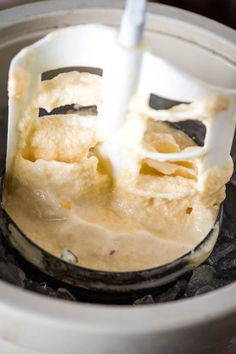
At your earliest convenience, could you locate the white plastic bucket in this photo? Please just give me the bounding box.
[0,1,235,353]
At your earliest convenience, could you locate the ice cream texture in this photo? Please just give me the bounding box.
[4,71,233,271]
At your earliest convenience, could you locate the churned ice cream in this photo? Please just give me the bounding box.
[3,71,233,272]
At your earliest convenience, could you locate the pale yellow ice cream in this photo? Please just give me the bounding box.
[3,71,233,271]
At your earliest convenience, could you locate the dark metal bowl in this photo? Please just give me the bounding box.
[0,174,222,298]
[0,92,222,300]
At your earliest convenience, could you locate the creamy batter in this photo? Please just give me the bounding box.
[3,71,233,271]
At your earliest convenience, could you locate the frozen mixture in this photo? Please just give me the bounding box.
[3,71,233,272]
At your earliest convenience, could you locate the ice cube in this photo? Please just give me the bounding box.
[155,280,187,302]
[0,262,25,287]
[133,294,155,305]
[218,250,236,271]
[195,285,214,296]
[57,288,76,301]
[208,241,236,266]
[185,265,216,296]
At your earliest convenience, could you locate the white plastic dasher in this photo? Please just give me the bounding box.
[6,0,236,196]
